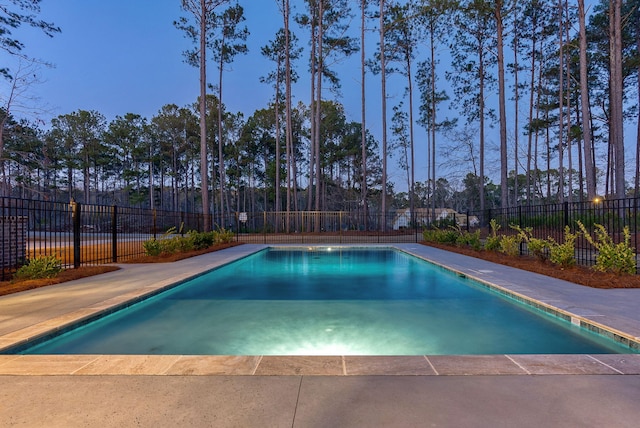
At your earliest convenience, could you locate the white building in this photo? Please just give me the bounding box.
[392,208,479,230]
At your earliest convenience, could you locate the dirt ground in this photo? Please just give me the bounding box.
[2,241,637,296]
[421,242,640,289]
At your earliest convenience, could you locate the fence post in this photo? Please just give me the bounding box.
[71,200,81,269]
[518,205,522,227]
[111,205,118,263]
[466,210,470,233]
[635,198,638,274]
[563,201,569,228]
[153,208,157,239]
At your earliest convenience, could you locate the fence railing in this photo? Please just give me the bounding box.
[3,196,640,280]
[1,197,209,280]
[0,198,423,280]
[476,198,639,271]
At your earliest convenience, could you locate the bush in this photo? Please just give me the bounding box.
[161,236,181,254]
[422,228,441,243]
[143,227,183,256]
[484,219,502,251]
[142,238,163,256]
[456,229,482,250]
[548,226,578,268]
[577,221,636,275]
[499,234,521,257]
[189,230,215,250]
[512,225,549,261]
[213,227,235,244]
[142,228,232,258]
[422,226,459,245]
[177,235,195,252]
[14,255,62,280]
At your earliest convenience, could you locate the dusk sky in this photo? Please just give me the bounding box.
[3,0,631,190]
[6,0,414,179]
[10,1,289,122]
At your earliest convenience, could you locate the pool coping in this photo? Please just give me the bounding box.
[1,243,640,376]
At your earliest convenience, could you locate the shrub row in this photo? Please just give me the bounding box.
[422,219,636,275]
[8,227,236,282]
[142,227,235,257]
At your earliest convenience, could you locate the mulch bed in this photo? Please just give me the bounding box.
[0,266,121,297]
[122,242,242,263]
[421,242,640,289]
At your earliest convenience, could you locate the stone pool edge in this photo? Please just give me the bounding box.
[397,244,640,354]
[1,353,640,376]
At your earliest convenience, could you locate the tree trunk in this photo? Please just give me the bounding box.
[495,2,508,208]
[512,6,520,207]
[149,144,154,210]
[360,0,368,229]
[307,13,317,213]
[526,20,538,204]
[636,5,640,197]
[557,0,565,203]
[274,58,282,220]
[610,0,625,198]
[314,0,324,224]
[578,0,596,199]
[284,0,293,226]
[429,22,436,222]
[564,0,573,203]
[380,0,388,230]
[198,0,210,230]
[218,42,226,225]
[479,48,486,213]
[575,102,584,199]
[407,56,416,227]
[84,151,90,203]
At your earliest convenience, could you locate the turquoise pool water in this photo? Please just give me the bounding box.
[17,248,632,355]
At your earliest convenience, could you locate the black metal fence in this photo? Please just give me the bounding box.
[0,197,423,280]
[1,197,207,280]
[3,195,640,281]
[230,211,420,244]
[475,198,639,270]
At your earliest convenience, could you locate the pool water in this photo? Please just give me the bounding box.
[19,248,632,355]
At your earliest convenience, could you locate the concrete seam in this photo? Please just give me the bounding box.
[505,355,531,375]
[291,376,303,428]
[423,355,439,375]
[587,355,624,375]
[70,355,101,375]
[251,355,263,375]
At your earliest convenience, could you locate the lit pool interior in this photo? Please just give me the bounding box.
[16,247,633,355]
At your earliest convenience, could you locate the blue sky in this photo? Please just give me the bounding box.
[10,1,291,122]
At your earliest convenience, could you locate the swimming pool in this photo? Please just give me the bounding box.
[14,247,634,355]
